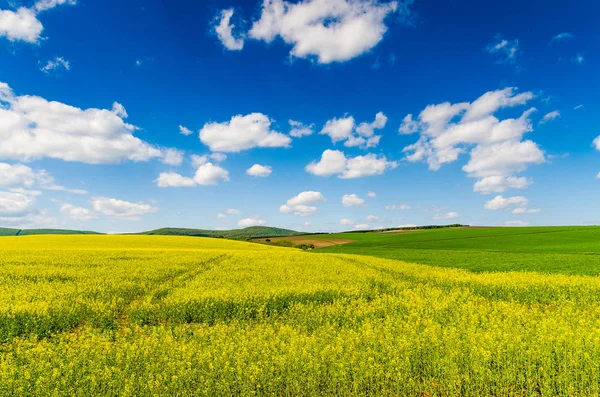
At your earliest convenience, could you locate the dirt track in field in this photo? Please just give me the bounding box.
[254,236,355,248]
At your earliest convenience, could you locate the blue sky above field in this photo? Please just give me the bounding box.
[0,0,598,233]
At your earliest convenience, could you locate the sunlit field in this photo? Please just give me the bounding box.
[3,234,600,396]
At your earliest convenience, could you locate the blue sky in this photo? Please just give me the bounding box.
[0,0,598,233]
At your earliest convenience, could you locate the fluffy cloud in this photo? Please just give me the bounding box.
[280,191,325,216]
[289,120,314,138]
[505,220,529,227]
[512,207,541,214]
[215,8,244,51]
[248,0,403,64]
[191,153,226,168]
[199,113,291,152]
[484,195,528,211]
[238,217,267,227]
[306,149,397,179]
[154,172,196,188]
[179,125,193,136]
[340,219,354,225]
[353,224,370,230]
[386,204,411,210]
[401,87,544,194]
[342,194,365,207]
[91,197,158,221]
[487,36,520,65]
[365,215,380,222]
[473,176,531,195]
[0,162,86,194]
[0,189,39,217]
[367,191,377,198]
[162,149,184,166]
[194,163,230,185]
[540,111,560,124]
[0,0,75,43]
[246,164,272,177]
[321,112,387,149]
[432,211,459,220]
[60,204,96,221]
[0,82,176,164]
[40,57,70,74]
[227,208,242,215]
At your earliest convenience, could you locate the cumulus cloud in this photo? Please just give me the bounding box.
[248,0,404,64]
[401,87,544,194]
[60,204,96,221]
[246,164,272,177]
[199,113,291,152]
[215,8,245,51]
[91,197,158,221]
[155,154,229,188]
[340,218,354,225]
[162,149,184,166]
[432,211,459,220]
[512,207,541,214]
[386,204,411,210]
[40,57,70,74]
[505,220,529,227]
[280,191,325,217]
[321,112,387,149]
[0,162,86,194]
[238,217,267,227]
[0,82,177,164]
[179,125,193,136]
[473,176,531,195]
[540,111,560,125]
[154,172,196,188]
[487,36,520,65]
[365,215,380,222]
[353,223,370,230]
[306,149,397,179]
[227,208,242,215]
[194,163,230,185]
[0,0,75,43]
[289,120,314,138]
[367,191,377,198]
[0,189,39,217]
[191,153,226,168]
[484,195,528,211]
[342,194,365,207]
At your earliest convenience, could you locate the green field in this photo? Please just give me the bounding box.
[3,231,600,395]
[141,226,300,239]
[315,226,600,275]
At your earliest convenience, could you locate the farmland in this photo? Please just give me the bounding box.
[3,232,600,395]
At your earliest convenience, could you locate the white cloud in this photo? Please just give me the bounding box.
[473,176,531,194]
[0,82,174,164]
[162,149,184,166]
[367,191,377,198]
[40,57,70,74]
[0,162,86,194]
[432,211,459,220]
[353,224,370,230]
[484,195,528,211]
[540,110,560,124]
[179,125,193,136]
[550,32,575,44]
[216,213,227,220]
[512,207,541,214]
[60,204,96,221]
[365,215,380,222]
[574,105,583,110]
[280,191,325,217]
[91,197,158,221]
[386,204,411,210]
[227,208,241,215]
[0,189,39,217]
[342,194,365,207]
[572,53,585,64]
[246,164,272,177]
[303,222,312,227]
[199,113,291,152]
[505,220,529,227]
[154,172,196,188]
[321,112,387,149]
[248,0,403,64]
[487,37,520,65]
[238,217,267,227]
[289,120,314,138]
[193,163,230,185]
[340,218,354,225]
[0,0,75,44]
[306,149,397,179]
[215,8,244,51]
[191,153,226,168]
[402,88,544,194]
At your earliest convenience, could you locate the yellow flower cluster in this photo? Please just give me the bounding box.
[1,235,600,395]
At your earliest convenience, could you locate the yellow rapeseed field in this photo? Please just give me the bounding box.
[2,235,600,396]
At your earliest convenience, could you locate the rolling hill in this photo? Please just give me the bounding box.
[141,226,300,239]
[0,228,101,236]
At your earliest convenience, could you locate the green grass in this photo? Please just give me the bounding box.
[315,226,600,275]
[142,226,300,239]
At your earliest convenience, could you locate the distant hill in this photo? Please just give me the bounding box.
[142,226,300,239]
[0,228,101,236]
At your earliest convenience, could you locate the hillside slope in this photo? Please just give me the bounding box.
[142,226,300,239]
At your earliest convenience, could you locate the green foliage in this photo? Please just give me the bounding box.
[316,226,600,275]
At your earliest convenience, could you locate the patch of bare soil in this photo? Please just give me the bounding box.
[254,236,355,248]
